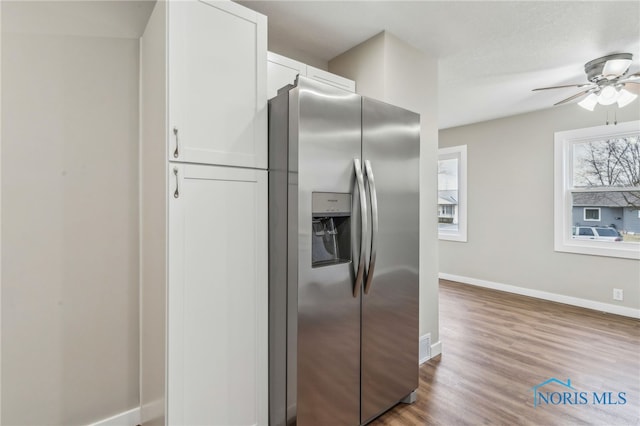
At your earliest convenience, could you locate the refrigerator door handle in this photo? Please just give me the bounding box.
[353,158,368,298]
[363,160,378,295]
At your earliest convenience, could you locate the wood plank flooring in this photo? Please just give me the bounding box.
[370,280,640,425]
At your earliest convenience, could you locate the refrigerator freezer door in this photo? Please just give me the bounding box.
[293,77,363,426]
[361,98,420,424]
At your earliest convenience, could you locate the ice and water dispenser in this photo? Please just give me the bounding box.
[311,192,351,268]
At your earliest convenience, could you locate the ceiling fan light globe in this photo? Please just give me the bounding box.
[578,93,599,111]
[617,88,638,108]
[598,86,619,105]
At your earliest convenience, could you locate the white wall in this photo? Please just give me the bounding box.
[139,3,167,424]
[439,105,640,313]
[1,32,140,424]
[330,32,385,101]
[0,4,3,422]
[330,32,440,344]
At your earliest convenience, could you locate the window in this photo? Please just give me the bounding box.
[579,227,595,236]
[554,120,640,259]
[438,145,467,242]
[595,228,619,237]
[583,208,600,221]
[439,205,454,217]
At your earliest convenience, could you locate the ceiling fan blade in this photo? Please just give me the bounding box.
[554,89,592,106]
[532,83,591,91]
[619,72,640,82]
[603,58,632,79]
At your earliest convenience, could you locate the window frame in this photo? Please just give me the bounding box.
[438,145,467,242]
[583,207,601,222]
[554,120,640,260]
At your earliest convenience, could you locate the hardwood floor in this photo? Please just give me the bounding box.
[370,280,640,426]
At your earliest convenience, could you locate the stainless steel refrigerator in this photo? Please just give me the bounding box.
[269,76,420,426]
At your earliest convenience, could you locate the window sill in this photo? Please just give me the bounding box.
[555,239,640,260]
[439,233,467,242]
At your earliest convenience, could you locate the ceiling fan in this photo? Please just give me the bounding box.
[533,53,640,110]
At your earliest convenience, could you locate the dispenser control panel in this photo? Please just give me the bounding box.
[312,192,351,216]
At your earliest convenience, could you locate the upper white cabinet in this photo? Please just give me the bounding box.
[267,51,307,99]
[267,51,355,99]
[169,1,267,169]
[306,65,356,93]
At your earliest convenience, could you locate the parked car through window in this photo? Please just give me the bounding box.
[572,226,623,242]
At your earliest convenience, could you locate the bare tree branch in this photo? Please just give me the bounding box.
[577,136,640,188]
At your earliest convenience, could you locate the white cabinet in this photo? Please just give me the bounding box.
[140,1,268,425]
[267,52,307,99]
[306,65,356,93]
[169,1,267,169]
[168,164,267,425]
[267,51,355,99]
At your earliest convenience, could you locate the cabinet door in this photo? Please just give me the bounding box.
[168,163,268,425]
[307,65,356,93]
[169,1,267,169]
[267,51,307,100]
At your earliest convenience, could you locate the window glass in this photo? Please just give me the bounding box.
[584,208,600,221]
[571,136,639,240]
[572,136,639,188]
[579,228,594,236]
[438,157,458,232]
[595,228,619,237]
[438,145,467,242]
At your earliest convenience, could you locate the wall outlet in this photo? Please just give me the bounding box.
[613,288,624,301]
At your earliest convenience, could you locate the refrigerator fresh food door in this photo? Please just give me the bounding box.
[293,77,363,426]
[361,97,420,424]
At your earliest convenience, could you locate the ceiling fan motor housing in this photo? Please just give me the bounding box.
[585,53,633,82]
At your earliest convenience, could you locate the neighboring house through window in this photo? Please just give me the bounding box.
[438,145,467,242]
[554,120,640,259]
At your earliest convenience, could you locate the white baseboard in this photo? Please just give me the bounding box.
[140,398,164,424]
[439,273,640,319]
[431,340,442,358]
[88,407,140,426]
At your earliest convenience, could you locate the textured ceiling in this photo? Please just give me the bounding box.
[3,1,638,128]
[239,1,640,129]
